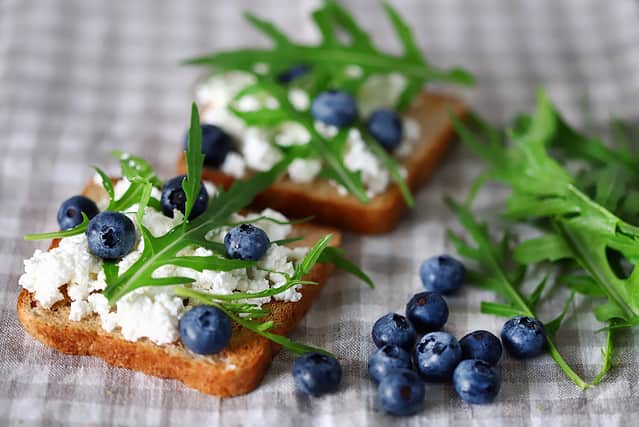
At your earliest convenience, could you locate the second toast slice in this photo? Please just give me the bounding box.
[177,91,466,233]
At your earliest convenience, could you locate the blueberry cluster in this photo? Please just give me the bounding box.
[368,254,547,416]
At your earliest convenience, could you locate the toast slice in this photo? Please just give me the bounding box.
[177,91,467,233]
[17,181,341,398]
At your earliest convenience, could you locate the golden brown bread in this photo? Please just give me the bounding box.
[177,91,467,233]
[17,182,341,397]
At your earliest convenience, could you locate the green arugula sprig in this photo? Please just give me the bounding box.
[184,1,472,204]
[24,213,91,241]
[173,234,341,356]
[181,103,206,222]
[447,199,591,389]
[183,1,472,109]
[449,89,639,387]
[512,100,639,223]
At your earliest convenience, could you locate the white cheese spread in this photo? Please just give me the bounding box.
[195,71,421,198]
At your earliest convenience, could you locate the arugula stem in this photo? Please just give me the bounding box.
[592,322,615,385]
[545,337,591,389]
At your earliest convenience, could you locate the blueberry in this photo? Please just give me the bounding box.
[378,369,425,416]
[86,212,136,260]
[453,359,501,404]
[57,195,99,230]
[277,64,310,83]
[311,90,358,128]
[160,175,209,220]
[184,124,232,168]
[224,224,270,261]
[420,255,466,294]
[366,109,403,152]
[501,316,546,358]
[413,331,462,382]
[179,305,232,355]
[368,344,412,384]
[460,330,503,365]
[372,313,417,351]
[292,352,342,396]
[405,292,449,333]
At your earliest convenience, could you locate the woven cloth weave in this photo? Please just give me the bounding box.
[2,1,639,425]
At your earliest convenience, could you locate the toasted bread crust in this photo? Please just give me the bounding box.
[17,183,341,397]
[177,91,467,233]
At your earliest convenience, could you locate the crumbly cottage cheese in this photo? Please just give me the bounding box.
[195,70,421,198]
[19,181,309,346]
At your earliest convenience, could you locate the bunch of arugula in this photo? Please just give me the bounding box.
[183,0,473,204]
[25,103,373,356]
[448,89,639,388]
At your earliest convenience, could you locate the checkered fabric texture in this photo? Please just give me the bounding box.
[2,0,639,425]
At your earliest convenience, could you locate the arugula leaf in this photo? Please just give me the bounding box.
[182,102,206,222]
[94,167,114,201]
[183,1,473,107]
[318,246,374,288]
[24,213,90,241]
[174,286,333,356]
[513,235,571,264]
[271,236,305,246]
[112,151,162,187]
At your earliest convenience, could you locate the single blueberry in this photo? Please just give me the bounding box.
[160,175,209,220]
[277,64,311,83]
[224,224,270,261]
[501,316,546,359]
[292,352,342,396]
[366,109,403,152]
[57,195,99,230]
[405,292,449,333]
[459,330,503,365]
[453,359,501,404]
[378,369,425,416]
[420,255,466,294]
[184,123,232,168]
[368,344,413,384]
[86,212,136,260]
[413,331,462,382]
[179,305,232,355]
[311,90,358,128]
[372,313,417,351]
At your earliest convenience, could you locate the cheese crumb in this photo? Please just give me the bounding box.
[288,88,310,111]
[288,158,322,183]
[221,152,247,178]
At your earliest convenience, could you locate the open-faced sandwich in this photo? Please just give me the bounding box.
[177,1,472,233]
[18,104,371,397]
